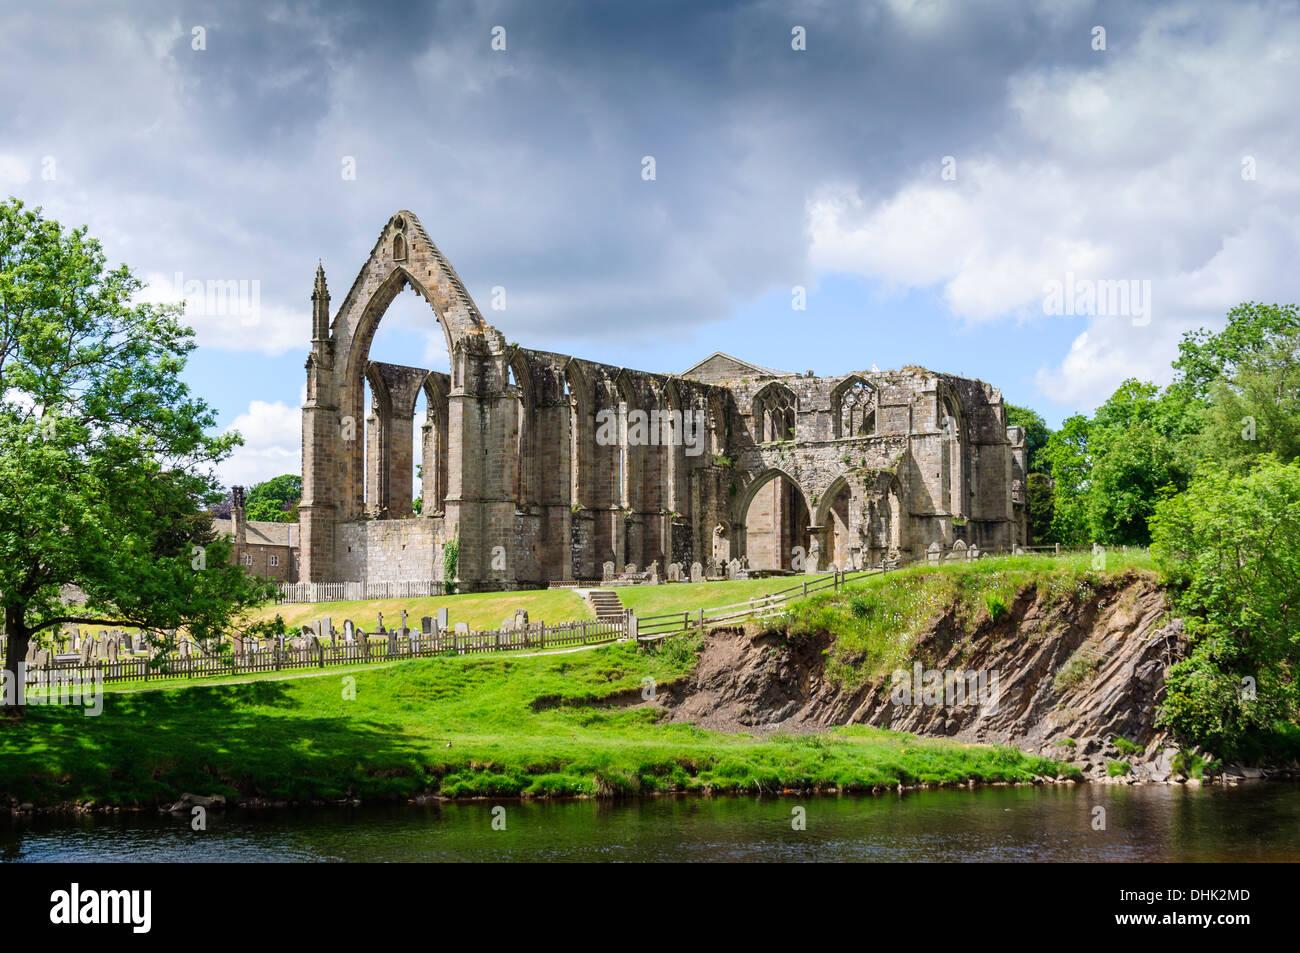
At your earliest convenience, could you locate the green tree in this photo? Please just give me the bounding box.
[1170,302,1300,402]
[1197,326,1300,473]
[1084,380,1191,544]
[245,474,301,522]
[0,198,273,709]
[1004,403,1051,474]
[1025,472,1054,544]
[1041,414,1091,545]
[1150,457,1300,760]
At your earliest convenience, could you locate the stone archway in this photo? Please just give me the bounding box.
[735,468,812,572]
[299,210,500,583]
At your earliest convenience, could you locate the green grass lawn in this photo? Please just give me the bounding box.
[616,574,822,617]
[0,632,1074,807]
[250,587,594,634]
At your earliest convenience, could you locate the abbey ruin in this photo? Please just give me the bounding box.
[277,210,1027,591]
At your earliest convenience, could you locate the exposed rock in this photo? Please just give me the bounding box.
[660,573,1188,778]
[161,792,227,814]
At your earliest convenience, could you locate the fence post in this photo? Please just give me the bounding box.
[698,607,704,635]
[802,581,808,598]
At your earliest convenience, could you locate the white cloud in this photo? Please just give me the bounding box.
[217,399,300,488]
[807,3,1300,408]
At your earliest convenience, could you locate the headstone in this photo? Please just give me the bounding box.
[625,563,637,575]
[501,618,515,632]
[79,638,94,664]
[1014,545,1025,555]
[343,619,355,643]
[437,608,448,630]
[107,640,119,662]
[667,563,681,582]
[948,540,967,563]
[927,541,942,565]
[514,608,528,629]
[376,612,384,634]
[454,622,469,635]
[421,616,433,635]
[179,640,190,658]
[401,609,408,631]
[602,561,616,582]
[322,617,332,638]
[727,558,741,580]
[313,619,322,638]
[690,561,704,583]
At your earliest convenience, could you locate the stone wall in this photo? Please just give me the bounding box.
[290,211,1027,589]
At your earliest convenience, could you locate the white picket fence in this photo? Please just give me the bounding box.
[277,580,446,604]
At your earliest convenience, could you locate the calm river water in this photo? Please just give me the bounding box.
[3,782,1298,862]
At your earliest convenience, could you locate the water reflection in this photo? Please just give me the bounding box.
[3,783,1297,863]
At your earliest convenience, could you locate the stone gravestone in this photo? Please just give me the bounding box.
[79,637,94,665]
[727,558,741,580]
[667,562,681,583]
[927,541,942,565]
[387,629,399,655]
[602,561,616,582]
[376,612,385,634]
[454,622,469,635]
[179,640,191,659]
[106,639,119,663]
[400,610,408,631]
[437,608,449,631]
[501,618,515,633]
[24,641,37,664]
[421,616,433,635]
[514,608,528,630]
[343,620,355,643]
[690,561,704,583]
[948,540,967,563]
[322,617,332,639]
[1014,545,1025,555]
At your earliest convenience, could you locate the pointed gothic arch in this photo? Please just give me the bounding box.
[752,381,798,442]
[832,376,876,438]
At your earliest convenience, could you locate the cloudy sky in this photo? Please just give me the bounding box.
[4,0,1298,487]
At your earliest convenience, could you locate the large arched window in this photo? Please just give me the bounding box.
[753,383,797,443]
[833,377,875,438]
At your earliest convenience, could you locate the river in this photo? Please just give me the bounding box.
[3,782,1297,862]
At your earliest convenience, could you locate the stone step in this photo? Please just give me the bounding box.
[585,588,626,622]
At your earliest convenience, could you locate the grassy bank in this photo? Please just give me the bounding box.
[784,551,1160,688]
[0,631,1074,807]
